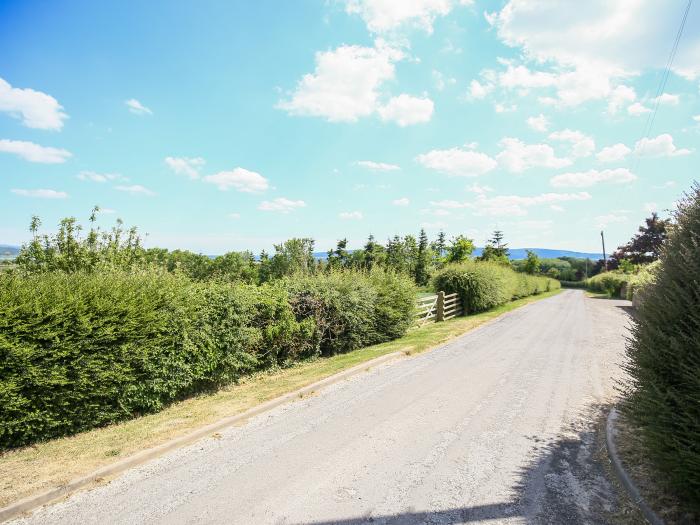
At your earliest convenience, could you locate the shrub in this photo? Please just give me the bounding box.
[585,271,631,297]
[284,269,416,356]
[559,280,586,289]
[432,261,557,314]
[622,184,700,510]
[626,261,659,303]
[0,269,311,448]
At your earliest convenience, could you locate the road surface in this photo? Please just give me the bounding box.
[13,290,633,524]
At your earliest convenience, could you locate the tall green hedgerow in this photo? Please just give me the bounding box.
[626,260,660,303]
[432,260,557,314]
[0,269,311,448]
[585,271,632,297]
[622,184,700,510]
[284,269,415,356]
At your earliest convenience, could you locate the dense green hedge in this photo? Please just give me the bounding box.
[0,268,414,448]
[432,261,558,314]
[584,271,632,297]
[559,280,587,289]
[284,270,416,356]
[622,184,700,510]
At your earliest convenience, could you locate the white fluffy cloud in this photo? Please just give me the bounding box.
[416,145,497,177]
[77,171,126,183]
[483,2,700,109]
[627,102,651,116]
[596,143,631,163]
[550,168,636,188]
[278,41,432,126]
[356,160,400,171]
[278,42,402,122]
[125,99,152,115]
[653,93,680,106]
[392,197,410,206]
[258,198,306,213]
[429,199,469,209]
[0,139,72,163]
[548,129,595,158]
[115,184,156,196]
[0,77,68,130]
[344,0,472,34]
[378,94,434,126]
[489,62,612,108]
[470,191,591,216]
[496,137,571,173]
[468,79,492,100]
[526,113,548,132]
[11,188,68,199]
[489,1,700,79]
[634,133,691,158]
[203,168,270,192]
[339,210,363,219]
[165,156,205,179]
[607,85,636,114]
[466,182,493,194]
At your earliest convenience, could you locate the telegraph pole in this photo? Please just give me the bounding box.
[600,230,607,272]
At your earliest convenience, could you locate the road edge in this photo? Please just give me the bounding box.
[606,407,665,525]
[0,351,405,523]
[0,289,562,522]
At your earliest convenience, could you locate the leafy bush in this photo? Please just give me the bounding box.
[432,261,557,314]
[585,271,631,297]
[284,269,416,356]
[626,261,659,303]
[622,184,700,510]
[559,280,587,289]
[0,270,312,448]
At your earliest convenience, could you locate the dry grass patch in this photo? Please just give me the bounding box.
[0,289,560,508]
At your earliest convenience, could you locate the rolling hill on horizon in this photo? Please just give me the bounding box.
[0,244,602,262]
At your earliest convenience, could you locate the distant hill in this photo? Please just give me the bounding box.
[1,244,601,262]
[314,248,602,261]
[473,247,602,261]
[0,245,20,260]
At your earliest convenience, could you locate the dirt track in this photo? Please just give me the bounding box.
[13,290,634,524]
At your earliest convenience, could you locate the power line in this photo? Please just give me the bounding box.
[632,0,692,171]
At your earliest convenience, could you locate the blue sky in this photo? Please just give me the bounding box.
[1,0,699,254]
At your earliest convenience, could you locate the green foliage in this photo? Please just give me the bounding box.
[260,238,316,281]
[284,269,416,356]
[0,269,315,448]
[414,229,432,286]
[477,230,509,265]
[626,261,659,301]
[523,250,541,275]
[559,280,587,289]
[622,184,700,509]
[613,212,671,264]
[16,208,143,274]
[584,271,632,297]
[432,260,558,314]
[445,235,475,264]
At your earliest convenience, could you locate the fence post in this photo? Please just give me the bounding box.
[436,291,445,322]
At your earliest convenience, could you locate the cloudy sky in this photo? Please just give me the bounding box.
[1,0,698,254]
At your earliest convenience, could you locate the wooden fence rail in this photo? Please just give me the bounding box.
[414,291,463,325]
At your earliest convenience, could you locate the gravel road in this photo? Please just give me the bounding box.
[13,290,633,525]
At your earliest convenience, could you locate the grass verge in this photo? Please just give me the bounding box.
[0,289,561,508]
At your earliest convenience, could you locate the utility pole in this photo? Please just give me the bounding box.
[600,230,607,272]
